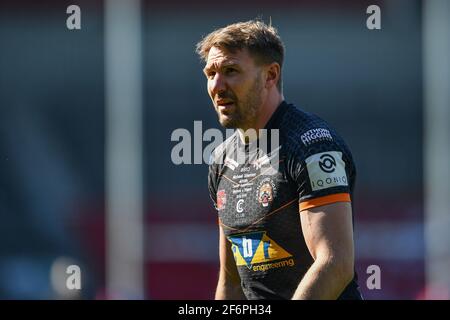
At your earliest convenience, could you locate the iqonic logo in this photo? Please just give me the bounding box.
[312,176,347,189]
[318,154,336,173]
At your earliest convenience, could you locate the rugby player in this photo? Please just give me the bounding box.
[196,19,363,300]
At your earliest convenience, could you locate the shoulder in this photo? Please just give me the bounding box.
[280,104,354,169]
[280,105,335,151]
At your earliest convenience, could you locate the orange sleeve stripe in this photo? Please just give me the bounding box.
[299,193,351,211]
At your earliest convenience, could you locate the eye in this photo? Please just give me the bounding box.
[225,67,237,75]
[206,71,216,79]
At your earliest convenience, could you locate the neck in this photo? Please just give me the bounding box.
[237,90,284,143]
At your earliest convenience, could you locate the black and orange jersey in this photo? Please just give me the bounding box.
[208,101,362,300]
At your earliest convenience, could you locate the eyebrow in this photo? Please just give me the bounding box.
[203,62,240,75]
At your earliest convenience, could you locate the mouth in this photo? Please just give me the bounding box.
[216,100,235,114]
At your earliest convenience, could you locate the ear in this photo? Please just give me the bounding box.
[264,62,281,89]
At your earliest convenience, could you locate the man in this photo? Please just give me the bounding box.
[196,20,363,300]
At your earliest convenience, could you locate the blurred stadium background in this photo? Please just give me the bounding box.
[0,0,449,299]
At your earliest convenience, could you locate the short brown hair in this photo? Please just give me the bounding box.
[196,19,285,91]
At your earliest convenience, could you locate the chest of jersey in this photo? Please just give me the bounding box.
[216,153,298,232]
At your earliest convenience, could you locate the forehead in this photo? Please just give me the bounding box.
[205,46,255,69]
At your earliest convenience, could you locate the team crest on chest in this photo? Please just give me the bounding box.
[256,178,277,207]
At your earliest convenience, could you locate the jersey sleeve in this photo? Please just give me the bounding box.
[287,138,355,211]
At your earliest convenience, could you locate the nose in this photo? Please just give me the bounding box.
[209,73,227,98]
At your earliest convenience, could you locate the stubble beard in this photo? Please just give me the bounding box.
[218,75,263,131]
